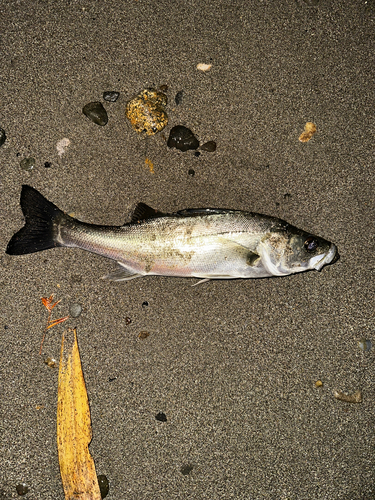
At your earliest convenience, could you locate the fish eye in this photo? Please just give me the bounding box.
[304,237,319,252]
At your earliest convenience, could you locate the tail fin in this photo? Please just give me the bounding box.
[6,185,64,255]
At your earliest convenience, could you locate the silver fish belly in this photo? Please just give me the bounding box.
[6,186,339,282]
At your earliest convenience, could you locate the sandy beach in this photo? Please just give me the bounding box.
[0,0,374,498]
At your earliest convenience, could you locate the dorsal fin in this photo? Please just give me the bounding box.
[130,202,166,223]
[176,208,232,217]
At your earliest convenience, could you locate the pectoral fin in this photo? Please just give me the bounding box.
[190,245,261,282]
[216,237,261,267]
[102,262,143,282]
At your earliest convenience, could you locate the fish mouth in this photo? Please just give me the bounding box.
[312,243,339,271]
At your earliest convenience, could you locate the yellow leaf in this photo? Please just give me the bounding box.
[145,157,155,174]
[57,328,101,499]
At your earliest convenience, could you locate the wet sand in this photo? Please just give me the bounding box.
[0,0,374,498]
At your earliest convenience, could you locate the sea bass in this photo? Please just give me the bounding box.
[6,185,338,283]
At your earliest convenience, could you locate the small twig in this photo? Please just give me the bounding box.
[40,294,69,354]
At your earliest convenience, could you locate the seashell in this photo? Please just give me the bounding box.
[333,390,362,403]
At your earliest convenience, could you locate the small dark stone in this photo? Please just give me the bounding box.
[0,128,6,147]
[155,412,167,422]
[175,90,184,105]
[109,377,117,382]
[200,141,217,152]
[159,84,168,92]
[138,331,150,339]
[44,161,52,168]
[4,325,9,330]
[167,125,199,152]
[188,169,195,176]
[16,483,29,495]
[103,91,119,102]
[97,475,109,499]
[83,101,108,126]
[125,316,132,325]
[194,151,201,157]
[142,301,149,308]
[180,464,194,475]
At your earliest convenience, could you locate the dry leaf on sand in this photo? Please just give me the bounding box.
[57,328,101,499]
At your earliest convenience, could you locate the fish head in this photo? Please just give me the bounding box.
[257,224,338,276]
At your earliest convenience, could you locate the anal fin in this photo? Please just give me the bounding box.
[102,262,143,282]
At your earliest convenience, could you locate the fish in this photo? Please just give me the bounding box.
[6,185,339,283]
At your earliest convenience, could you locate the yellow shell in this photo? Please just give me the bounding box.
[125,88,168,135]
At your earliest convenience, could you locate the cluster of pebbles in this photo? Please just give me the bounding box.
[11,85,216,173]
[167,125,216,153]
[82,86,217,156]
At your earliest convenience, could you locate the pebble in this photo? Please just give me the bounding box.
[97,475,109,499]
[180,464,194,475]
[0,127,6,147]
[175,90,184,105]
[358,338,372,351]
[201,141,217,152]
[138,331,150,339]
[44,161,52,168]
[188,169,195,176]
[103,91,119,102]
[125,88,168,135]
[155,412,167,422]
[302,0,320,5]
[16,483,29,495]
[20,157,35,171]
[83,102,108,126]
[44,357,57,368]
[69,303,82,318]
[167,125,199,152]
